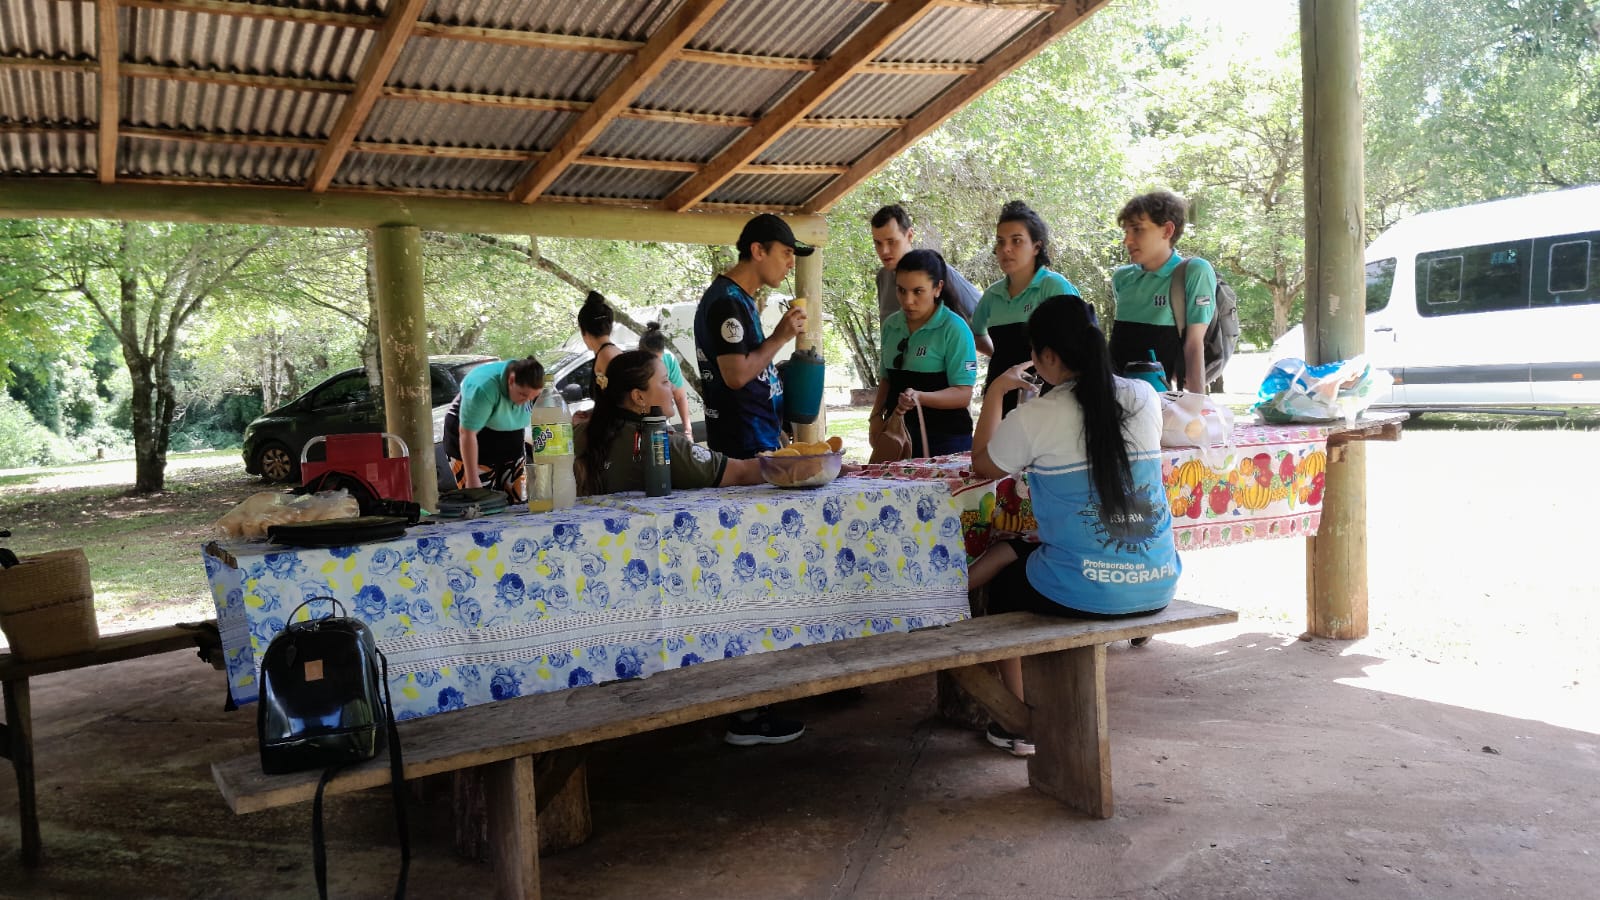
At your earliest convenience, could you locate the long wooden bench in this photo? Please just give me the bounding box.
[213,600,1235,899]
[1,620,222,866]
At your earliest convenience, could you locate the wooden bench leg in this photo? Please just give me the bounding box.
[1022,644,1112,818]
[454,753,590,860]
[484,756,540,900]
[2,677,41,866]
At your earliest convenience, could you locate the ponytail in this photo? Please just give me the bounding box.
[1026,295,1134,521]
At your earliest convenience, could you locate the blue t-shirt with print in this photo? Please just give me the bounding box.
[986,378,1179,615]
[693,275,784,457]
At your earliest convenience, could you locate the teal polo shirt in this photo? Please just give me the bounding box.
[1112,251,1217,327]
[970,266,1080,336]
[880,302,978,384]
[662,349,686,389]
[457,359,533,432]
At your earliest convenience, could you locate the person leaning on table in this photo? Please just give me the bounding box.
[572,349,803,748]
[444,355,543,502]
[966,294,1180,759]
[573,350,764,494]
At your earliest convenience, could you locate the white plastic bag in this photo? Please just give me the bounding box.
[1160,391,1236,470]
[1253,355,1393,426]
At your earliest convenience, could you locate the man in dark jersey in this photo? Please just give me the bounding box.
[692,213,811,747]
[693,214,809,460]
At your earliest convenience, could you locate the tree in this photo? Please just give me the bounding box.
[25,220,279,492]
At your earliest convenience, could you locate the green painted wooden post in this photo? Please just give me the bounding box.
[372,225,438,512]
[1301,0,1368,639]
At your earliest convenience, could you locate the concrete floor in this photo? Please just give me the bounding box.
[2,618,1598,899]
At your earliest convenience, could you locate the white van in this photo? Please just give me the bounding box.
[1271,185,1600,408]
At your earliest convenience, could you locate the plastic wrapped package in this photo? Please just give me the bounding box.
[214,490,362,540]
[1253,356,1393,426]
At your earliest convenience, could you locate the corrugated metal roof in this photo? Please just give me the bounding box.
[388,35,627,99]
[124,80,345,138]
[0,0,1093,213]
[359,99,571,150]
[0,68,96,126]
[586,117,739,162]
[0,130,92,176]
[877,6,1045,64]
[120,136,315,184]
[809,72,961,120]
[706,172,835,207]
[0,0,96,59]
[692,0,875,58]
[633,60,803,118]
[545,164,687,201]
[121,7,373,83]
[755,126,894,166]
[423,0,679,38]
[334,151,526,192]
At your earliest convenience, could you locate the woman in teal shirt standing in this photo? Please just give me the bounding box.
[970,200,1081,415]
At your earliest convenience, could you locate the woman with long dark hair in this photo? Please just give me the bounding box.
[637,322,694,433]
[970,201,1082,415]
[967,294,1179,757]
[573,350,762,496]
[871,249,978,458]
[577,290,621,398]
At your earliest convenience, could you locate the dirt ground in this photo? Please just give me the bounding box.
[3,428,1599,898]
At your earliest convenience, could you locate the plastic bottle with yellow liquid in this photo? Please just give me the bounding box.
[526,375,576,512]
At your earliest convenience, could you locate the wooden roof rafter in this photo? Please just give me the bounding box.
[663,0,944,211]
[803,0,1112,212]
[95,0,119,185]
[509,0,730,204]
[305,0,428,193]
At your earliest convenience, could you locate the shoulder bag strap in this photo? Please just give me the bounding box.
[1171,258,1190,337]
[311,652,411,900]
[910,392,929,459]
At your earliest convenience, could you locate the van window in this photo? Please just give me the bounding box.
[1365,258,1395,312]
[1415,239,1532,317]
[1533,230,1600,307]
[559,358,594,398]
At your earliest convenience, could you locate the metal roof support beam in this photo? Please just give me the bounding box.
[306,0,429,193]
[803,0,1111,212]
[662,0,941,212]
[0,180,828,248]
[511,0,730,204]
[96,0,120,184]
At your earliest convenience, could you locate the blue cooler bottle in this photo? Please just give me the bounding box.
[780,347,826,425]
[1123,350,1169,392]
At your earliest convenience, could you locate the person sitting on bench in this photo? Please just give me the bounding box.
[967,294,1181,757]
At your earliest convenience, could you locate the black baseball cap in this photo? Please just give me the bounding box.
[737,213,814,257]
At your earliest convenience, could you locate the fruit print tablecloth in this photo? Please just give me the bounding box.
[857,421,1332,559]
[201,477,969,719]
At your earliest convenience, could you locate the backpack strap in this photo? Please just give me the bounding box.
[311,651,411,899]
[1171,258,1191,336]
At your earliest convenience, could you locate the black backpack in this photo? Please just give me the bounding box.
[1172,258,1242,386]
[258,598,409,898]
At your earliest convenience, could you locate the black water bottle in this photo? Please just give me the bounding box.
[642,406,672,497]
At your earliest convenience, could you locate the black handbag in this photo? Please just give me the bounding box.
[258,598,409,898]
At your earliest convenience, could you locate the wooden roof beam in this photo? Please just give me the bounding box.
[662,0,941,212]
[804,1,1110,212]
[118,0,379,30]
[510,0,730,203]
[305,0,428,193]
[96,0,120,184]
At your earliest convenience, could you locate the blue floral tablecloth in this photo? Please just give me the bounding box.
[586,477,970,670]
[203,477,969,719]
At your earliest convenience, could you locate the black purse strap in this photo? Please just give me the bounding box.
[311,651,411,899]
[286,596,349,625]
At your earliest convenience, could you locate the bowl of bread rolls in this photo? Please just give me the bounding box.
[758,436,844,488]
